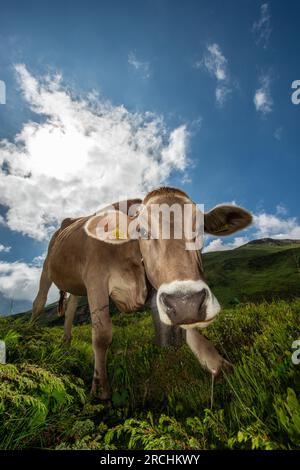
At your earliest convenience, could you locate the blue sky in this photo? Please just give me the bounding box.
[0,0,300,313]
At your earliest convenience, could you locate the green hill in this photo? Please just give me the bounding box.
[203,238,300,306]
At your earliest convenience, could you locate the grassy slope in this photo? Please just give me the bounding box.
[203,243,300,306]
[0,299,300,450]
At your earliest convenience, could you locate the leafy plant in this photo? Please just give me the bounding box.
[0,298,299,449]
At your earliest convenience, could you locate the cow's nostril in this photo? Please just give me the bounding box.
[160,293,176,316]
[160,288,209,323]
[198,289,207,311]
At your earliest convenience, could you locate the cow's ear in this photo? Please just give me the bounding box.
[84,210,132,244]
[204,205,252,236]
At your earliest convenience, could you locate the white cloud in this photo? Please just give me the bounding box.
[204,236,249,253]
[0,244,11,253]
[196,43,231,107]
[202,43,228,81]
[215,85,231,107]
[0,215,5,226]
[252,3,271,49]
[253,212,300,239]
[276,204,287,216]
[0,261,58,302]
[0,64,189,240]
[128,51,151,79]
[32,252,47,267]
[254,74,273,114]
[274,126,283,141]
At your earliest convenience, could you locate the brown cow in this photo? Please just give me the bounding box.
[31,187,252,401]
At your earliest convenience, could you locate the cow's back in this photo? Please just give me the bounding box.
[46,198,146,302]
[48,216,92,295]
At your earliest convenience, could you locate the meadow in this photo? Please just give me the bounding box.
[0,298,299,450]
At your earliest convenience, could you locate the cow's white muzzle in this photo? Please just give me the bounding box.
[156,280,221,329]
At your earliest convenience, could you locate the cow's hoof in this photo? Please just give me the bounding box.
[90,383,112,406]
[222,358,234,375]
[213,359,234,382]
[100,398,112,408]
[90,393,112,407]
[61,334,72,346]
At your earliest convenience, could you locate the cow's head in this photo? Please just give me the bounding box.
[137,188,252,329]
[85,187,252,329]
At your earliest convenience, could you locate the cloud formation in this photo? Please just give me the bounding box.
[0,261,57,303]
[128,51,151,79]
[254,74,273,114]
[0,64,188,240]
[252,3,272,49]
[195,43,231,107]
[204,236,249,253]
[0,64,189,310]
[274,126,283,141]
[0,244,11,253]
[253,212,300,239]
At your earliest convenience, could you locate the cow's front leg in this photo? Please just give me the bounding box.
[87,287,112,401]
[186,328,233,378]
[150,289,185,348]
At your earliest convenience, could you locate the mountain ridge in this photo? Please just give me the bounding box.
[243,237,300,247]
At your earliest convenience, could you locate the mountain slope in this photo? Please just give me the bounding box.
[203,238,300,306]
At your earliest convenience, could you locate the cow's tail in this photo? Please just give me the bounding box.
[57,290,67,316]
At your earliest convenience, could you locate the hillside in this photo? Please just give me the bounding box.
[203,238,300,306]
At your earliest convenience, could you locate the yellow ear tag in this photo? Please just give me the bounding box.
[111,227,126,240]
[214,223,229,233]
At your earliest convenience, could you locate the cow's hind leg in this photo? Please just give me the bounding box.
[150,291,185,348]
[31,260,52,323]
[186,328,233,378]
[63,295,80,345]
[87,286,112,401]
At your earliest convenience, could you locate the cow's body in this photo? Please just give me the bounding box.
[32,187,252,401]
[48,215,147,312]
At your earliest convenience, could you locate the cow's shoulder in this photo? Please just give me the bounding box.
[53,216,90,246]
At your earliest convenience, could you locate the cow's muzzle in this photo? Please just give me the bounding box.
[156,280,220,328]
[160,289,207,325]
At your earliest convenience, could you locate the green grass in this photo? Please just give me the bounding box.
[0,299,300,450]
[203,244,300,306]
